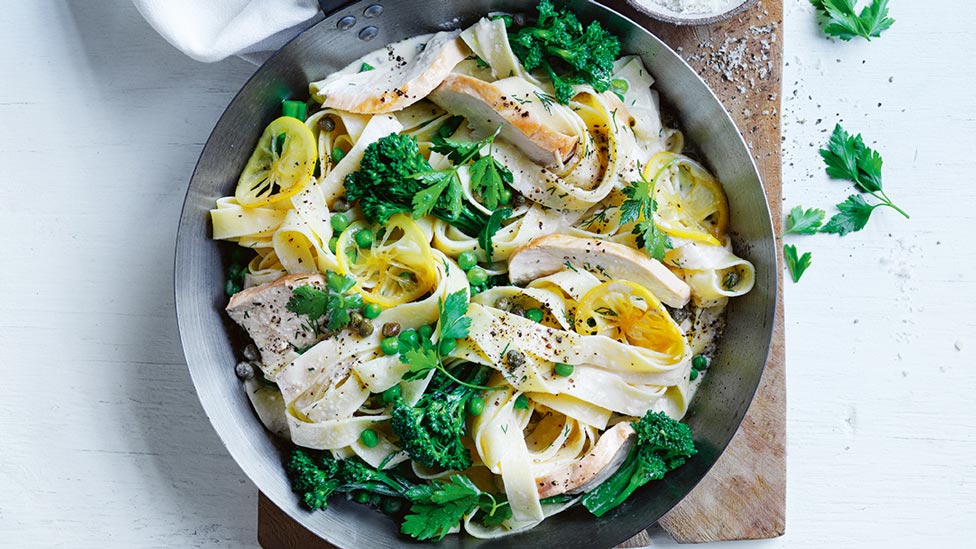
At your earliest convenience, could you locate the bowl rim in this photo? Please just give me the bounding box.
[625,0,758,26]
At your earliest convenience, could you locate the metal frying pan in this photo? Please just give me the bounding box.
[174,1,777,547]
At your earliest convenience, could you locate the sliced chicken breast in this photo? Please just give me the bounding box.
[225,273,325,377]
[508,234,692,308]
[428,73,578,167]
[536,422,635,498]
[309,31,469,114]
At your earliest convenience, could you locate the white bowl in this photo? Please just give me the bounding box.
[626,0,756,25]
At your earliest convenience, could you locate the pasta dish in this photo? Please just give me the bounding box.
[209,1,755,541]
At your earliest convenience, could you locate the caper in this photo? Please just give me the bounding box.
[317,115,336,131]
[357,319,375,338]
[382,322,401,338]
[495,297,513,311]
[510,193,527,207]
[235,361,255,380]
[506,349,525,367]
[723,271,741,290]
[349,311,364,329]
[242,344,260,362]
[510,304,525,317]
[331,198,350,212]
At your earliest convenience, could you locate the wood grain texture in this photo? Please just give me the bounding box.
[611,0,788,543]
[258,1,786,546]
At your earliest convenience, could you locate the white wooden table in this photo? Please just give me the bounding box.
[1,1,973,547]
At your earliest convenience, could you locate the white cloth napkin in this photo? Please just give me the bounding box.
[133,0,323,64]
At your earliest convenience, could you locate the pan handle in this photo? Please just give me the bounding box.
[317,0,361,16]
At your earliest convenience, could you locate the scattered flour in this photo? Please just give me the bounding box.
[637,0,743,15]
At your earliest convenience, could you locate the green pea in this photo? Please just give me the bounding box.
[360,428,379,448]
[380,336,400,356]
[352,490,369,504]
[554,363,574,377]
[610,78,629,96]
[525,308,544,322]
[418,324,434,341]
[225,279,242,297]
[467,397,485,416]
[398,329,419,348]
[690,368,700,381]
[499,188,512,204]
[354,229,374,248]
[514,394,529,410]
[328,236,338,253]
[457,251,478,271]
[380,384,401,404]
[362,302,382,319]
[331,146,346,163]
[692,354,709,371]
[382,497,402,514]
[467,266,488,286]
[330,213,350,232]
[439,338,457,355]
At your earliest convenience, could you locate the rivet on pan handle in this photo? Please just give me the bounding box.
[319,1,384,36]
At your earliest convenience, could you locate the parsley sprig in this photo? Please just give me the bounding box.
[620,166,669,261]
[401,475,507,541]
[414,123,513,216]
[399,289,497,391]
[811,0,895,41]
[782,124,907,283]
[819,123,908,235]
[286,271,363,332]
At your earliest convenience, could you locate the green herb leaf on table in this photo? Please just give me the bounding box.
[784,205,826,235]
[820,123,883,193]
[819,123,908,228]
[784,244,813,283]
[810,0,895,41]
[820,194,876,236]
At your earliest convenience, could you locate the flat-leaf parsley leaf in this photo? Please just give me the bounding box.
[810,0,895,41]
[784,244,813,283]
[620,168,669,260]
[784,205,826,235]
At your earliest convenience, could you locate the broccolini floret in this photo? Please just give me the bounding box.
[580,410,697,517]
[509,0,621,104]
[390,364,493,471]
[343,133,490,236]
[287,450,418,511]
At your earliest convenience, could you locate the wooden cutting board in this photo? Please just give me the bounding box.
[258,0,785,545]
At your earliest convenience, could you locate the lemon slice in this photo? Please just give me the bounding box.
[645,152,729,246]
[235,117,317,207]
[574,280,684,360]
[336,214,438,307]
